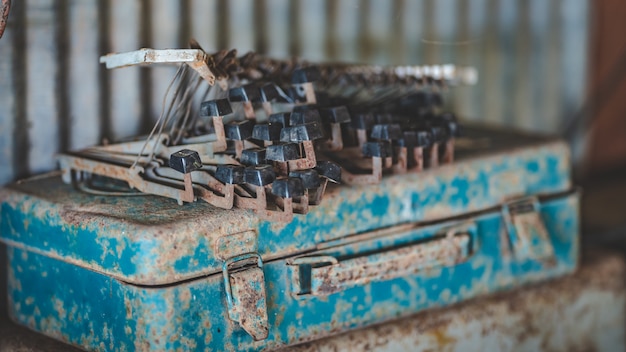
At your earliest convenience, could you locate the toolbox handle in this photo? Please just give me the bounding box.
[292,223,474,296]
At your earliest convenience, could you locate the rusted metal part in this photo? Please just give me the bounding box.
[99,48,218,85]
[272,191,309,216]
[222,253,269,341]
[442,138,455,164]
[0,124,579,350]
[255,197,295,222]
[55,46,473,219]
[243,102,256,119]
[291,192,309,214]
[235,185,268,210]
[99,47,476,98]
[392,146,408,174]
[323,123,344,151]
[302,84,317,104]
[307,179,328,206]
[292,250,625,352]
[210,116,228,152]
[273,161,289,176]
[2,130,573,286]
[356,129,368,147]
[503,196,555,261]
[1,190,579,351]
[231,185,297,222]
[413,146,425,171]
[429,143,439,167]
[262,102,273,117]
[287,142,317,171]
[292,227,473,296]
[58,152,235,209]
[340,156,383,185]
[214,230,258,261]
[0,0,9,39]
[181,173,194,203]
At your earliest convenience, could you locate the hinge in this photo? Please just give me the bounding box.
[502,196,554,261]
[222,252,269,341]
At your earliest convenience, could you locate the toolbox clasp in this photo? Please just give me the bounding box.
[222,252,269,341]
[502,196,554,261]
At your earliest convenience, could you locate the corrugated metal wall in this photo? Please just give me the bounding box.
[0,0,589,185]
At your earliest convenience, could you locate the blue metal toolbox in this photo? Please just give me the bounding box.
[0,126,578,351]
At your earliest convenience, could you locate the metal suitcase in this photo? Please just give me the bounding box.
[0,126,578,351]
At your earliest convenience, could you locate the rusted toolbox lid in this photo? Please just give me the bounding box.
[0,127,571,285]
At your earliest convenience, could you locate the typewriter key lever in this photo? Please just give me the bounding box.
[169,149,203,204]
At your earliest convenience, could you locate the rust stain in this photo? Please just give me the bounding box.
[430,327,457,346]
[291,250,625,351]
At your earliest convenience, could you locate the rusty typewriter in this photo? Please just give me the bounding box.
[57,42,476,222]
[0,40,579,351]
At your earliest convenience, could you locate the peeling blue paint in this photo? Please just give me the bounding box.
[4,192,578,351]
[0,138,578,350]
[0,142,570,285]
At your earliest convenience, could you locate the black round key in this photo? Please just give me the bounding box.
[362,141,393,158]
[371,124,403,140]
[415,130,433,147]
[269,112,291,128]
[288,123,324,142]
[200,98,232,117]
[279,127,293,143]
[240,148,267,166]
[252,123,282,141]
[266,144,300,162]
[260,83,280,102]
[290,109,322,126]
[315,161,341,183]
[215,165,245,184]
[225,120,254,140]
[289,169,321,189]
[430,125,447,143]
[229,84,262,103]
[244,164,276,186]
[169,149,202,174]
[286,86,304,103]
[271,177,305,198]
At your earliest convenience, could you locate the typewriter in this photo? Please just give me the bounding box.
[0,44,577,351]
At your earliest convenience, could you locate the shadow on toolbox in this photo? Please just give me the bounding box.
[0,46,578,351]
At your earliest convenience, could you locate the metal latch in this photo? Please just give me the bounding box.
[502,196,554,261]
[222,252,269,341]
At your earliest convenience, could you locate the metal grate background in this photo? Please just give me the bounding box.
[0,0,589,185]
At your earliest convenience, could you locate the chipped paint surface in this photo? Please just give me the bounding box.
[291,250,625,352]
[0,131,579,350]
[0,139,570,285]
[4,193,578,351]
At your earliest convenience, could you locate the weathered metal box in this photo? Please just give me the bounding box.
[0,127,578,351]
